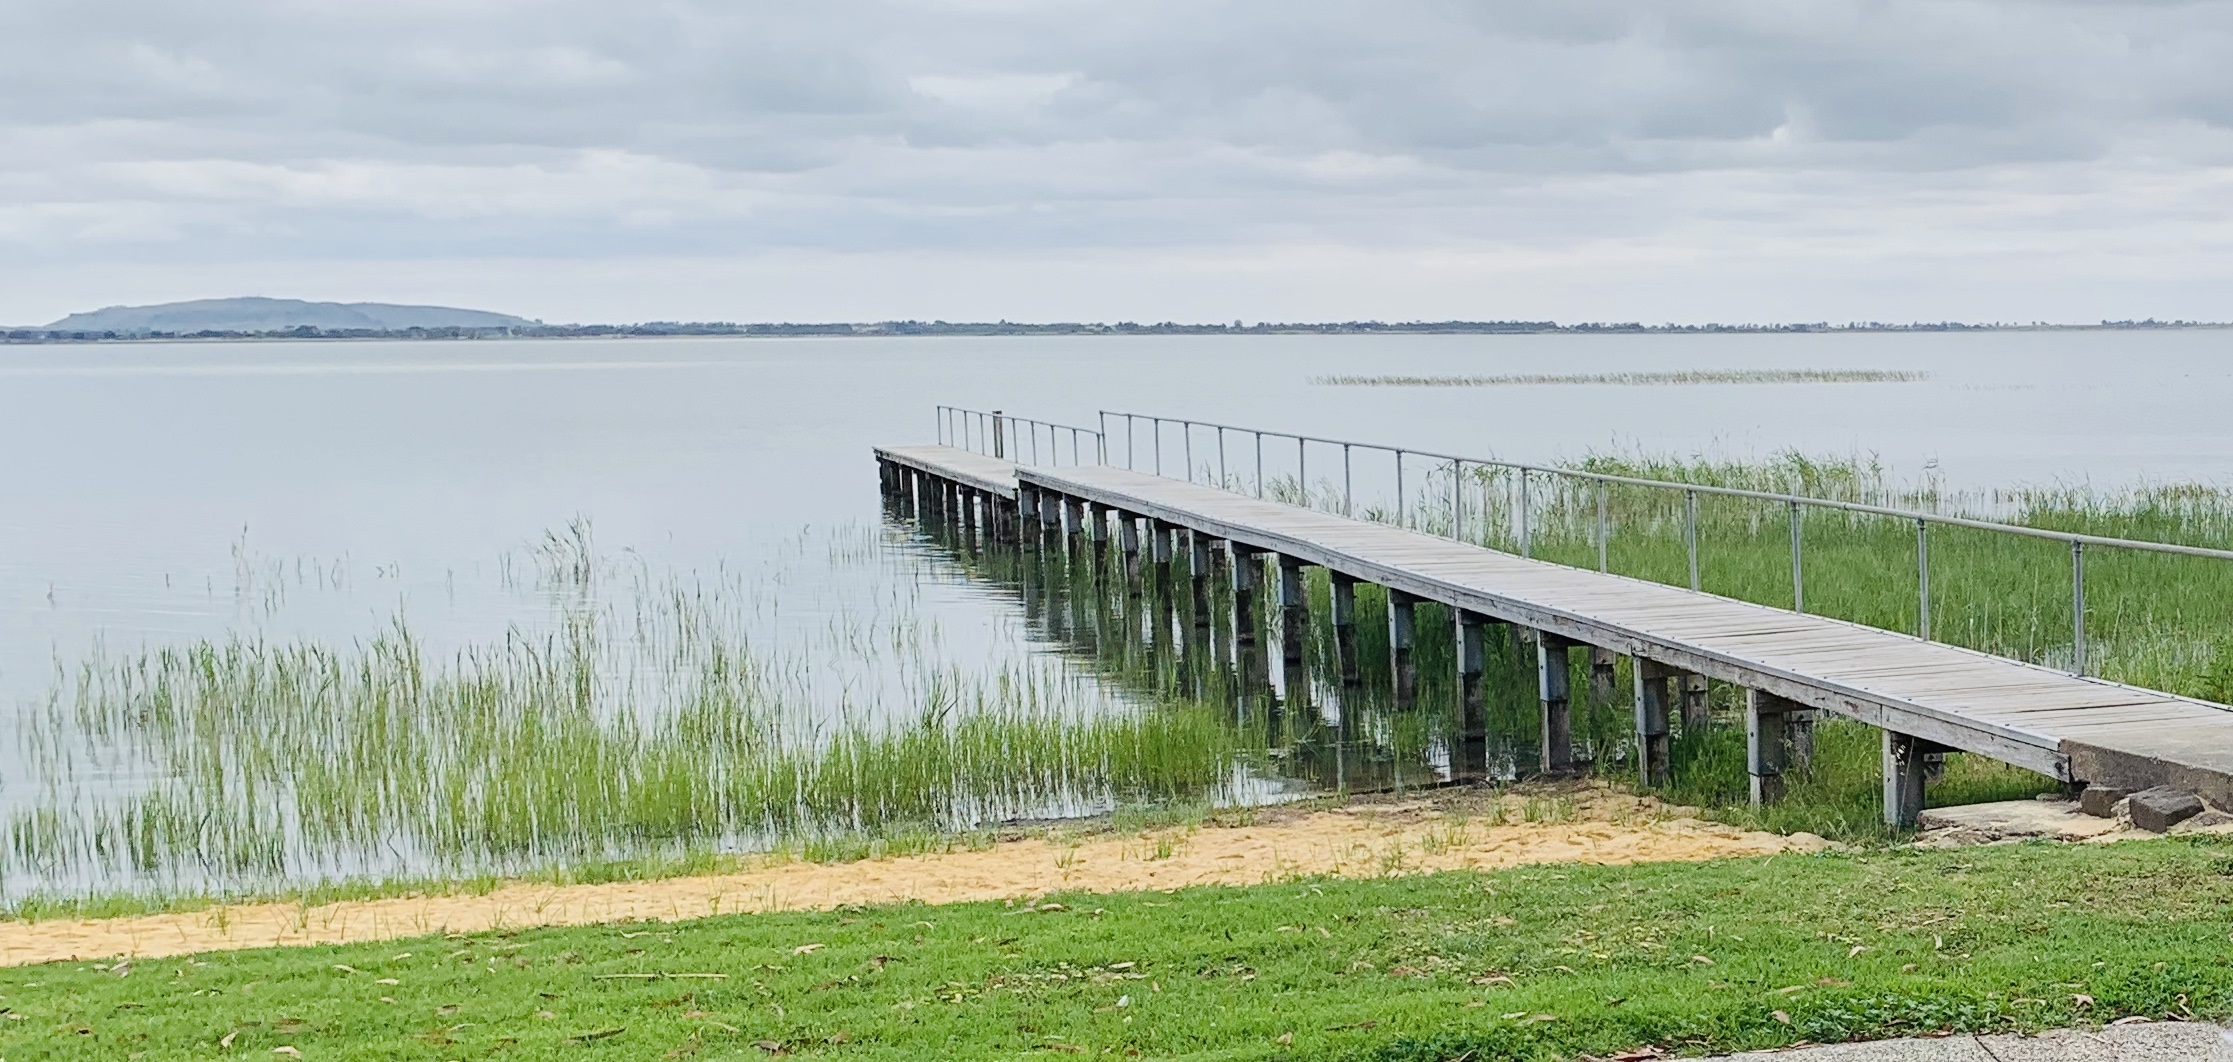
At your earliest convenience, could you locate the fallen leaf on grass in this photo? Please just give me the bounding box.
[791,944,824,956]
[272,1049,301,1058]
[219,1032,237,1048]
[1773,1011,1791,1025]
[752,1040,787,1054]
[1690,955,1714,966]
[1275,1031,1293,1045]
[374,979,399,986]
[566,1027,626,1045]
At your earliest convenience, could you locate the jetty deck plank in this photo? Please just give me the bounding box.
[876,444,2233,803]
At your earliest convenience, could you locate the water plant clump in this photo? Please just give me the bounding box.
[8,523,1264,900]
[1310,369,1928,387]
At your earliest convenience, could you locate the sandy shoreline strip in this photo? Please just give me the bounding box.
[0,794,1822,967]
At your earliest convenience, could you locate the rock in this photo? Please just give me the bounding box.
[2078,784,2131,818]
[1912,800,2122,846]
[2171,809,2233,834]
[2127,786,2206,833]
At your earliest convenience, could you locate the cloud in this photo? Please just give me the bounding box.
[6,0,2233,322]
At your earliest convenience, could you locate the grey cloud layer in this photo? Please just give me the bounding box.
[6,0,2233,270]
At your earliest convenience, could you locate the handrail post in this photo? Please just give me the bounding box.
[1685,489,1700,590]
[1450,460,1463,541]
[1597,482,1609,572]
[1519,469,1532,558]
[1395,450,1405,528]
[1098,412,1108,457]
[1126,415,1136,469]
[1217,427,1228,488]
[936,406,945,444]
[1254,432,1264,498]
[2071,540,2087,675]
[1916,517,1931,640]
[991,410,1005,459]
[1184,422,1196,483]
[1789,500,1805,613]
[1153,418,1163,476]
[1297,437,1307,508]
[1343,444,1353,517]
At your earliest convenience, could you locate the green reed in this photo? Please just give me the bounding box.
[1265,451,2233,702]
[1311,369,1927,387]
[9,524,1260,897]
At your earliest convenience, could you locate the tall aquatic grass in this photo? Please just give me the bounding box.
[1311,369,1927,387]
[1263,450,2233,702]
[9,524,1260,898]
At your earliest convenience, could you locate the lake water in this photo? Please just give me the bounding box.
[5,329,2232,894]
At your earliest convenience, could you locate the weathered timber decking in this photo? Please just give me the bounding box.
[878,443,2233,805]
[875,445,1018,497]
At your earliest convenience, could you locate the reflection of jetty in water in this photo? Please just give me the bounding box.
[884,476,1641,798]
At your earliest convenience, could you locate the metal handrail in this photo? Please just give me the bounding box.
[1095,408,2233,677]
[935,405,1106,467]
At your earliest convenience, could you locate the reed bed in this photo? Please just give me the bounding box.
[7,525,1260,901]
[1266,451,2233,702]
[1311,369,1927,387]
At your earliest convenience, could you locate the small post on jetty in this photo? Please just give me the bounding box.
[1635,659,1673,787]
[1681,673,1710,732]
[1537,631,1575,775]
[1387,588,1418,708]
[1456,610,1490,780]
[1276,555,1309,706]
[1329,573,1360,686]
[1119,512,1142,591]
[1276,555,1308,663]
[1746,689,1802,805]
[1883,731,1930,826]
[1229,543,1260,647]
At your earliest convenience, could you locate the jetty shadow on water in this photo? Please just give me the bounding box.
[886,477,1650,801]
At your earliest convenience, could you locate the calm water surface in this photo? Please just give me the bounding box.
[4,330,2231,891]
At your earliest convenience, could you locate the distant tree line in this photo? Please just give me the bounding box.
[4,317,2227,344]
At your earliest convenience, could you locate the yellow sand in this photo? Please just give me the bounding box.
[0,789,1822,966]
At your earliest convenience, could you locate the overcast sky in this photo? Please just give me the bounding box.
[6,0,2233,325]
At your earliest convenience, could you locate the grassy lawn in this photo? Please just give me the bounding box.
[8,837,2233,1061]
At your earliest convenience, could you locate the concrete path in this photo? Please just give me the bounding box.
[1717,1023,2225,1060]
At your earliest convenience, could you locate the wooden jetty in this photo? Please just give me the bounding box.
[875,443,2233,824]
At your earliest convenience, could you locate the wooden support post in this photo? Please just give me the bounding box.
[1118,511,1142,590]
[1746,689,1801,805]
[1537,632,1575,775]
[1388,588,1418,708]
[1455,611,1489,780]
[1329,574,1360,686]
[1063,496,1085,540]
[1187,530,1214,635]
[1681,673,1710,732]
[1883,730,1928,827]
[1634,659,1672,787]
[1276,555,1308,667]
[1038,489,1060,531]
[959,487,979,539]
[1149,519,1175,619]
[1229,543,1260,646]
[1589,646,1617,719]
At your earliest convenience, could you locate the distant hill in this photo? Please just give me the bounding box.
[44,297,535,333]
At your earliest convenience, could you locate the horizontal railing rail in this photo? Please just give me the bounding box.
[936,404,1106,467]
[1091,409,2233,678]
